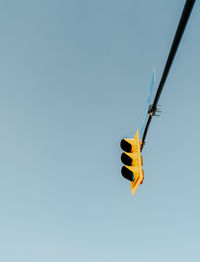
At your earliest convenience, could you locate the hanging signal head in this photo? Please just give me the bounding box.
[120,129,144,195]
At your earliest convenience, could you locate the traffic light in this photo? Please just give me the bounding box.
[120,129,144,195]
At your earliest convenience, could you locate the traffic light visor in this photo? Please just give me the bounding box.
[121,166,135,181]
[120,139,132,152]
[121,152,133,166]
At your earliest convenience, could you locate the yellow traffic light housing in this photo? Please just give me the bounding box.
[120,129,144,195]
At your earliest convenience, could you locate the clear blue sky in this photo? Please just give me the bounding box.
[0,0,200,261]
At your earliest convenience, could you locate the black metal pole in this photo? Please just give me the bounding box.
[141,0,196,151]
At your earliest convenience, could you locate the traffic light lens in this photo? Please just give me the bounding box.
[121,153,132,166]
[121,166,135,181]
[120,139,132,152]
